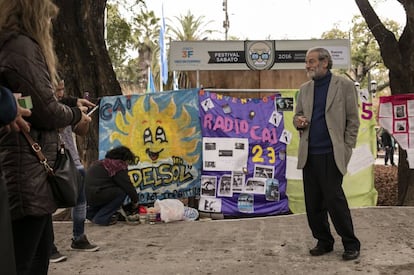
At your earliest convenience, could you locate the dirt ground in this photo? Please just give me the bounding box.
[374,164,398,206]
[48,164,414,275]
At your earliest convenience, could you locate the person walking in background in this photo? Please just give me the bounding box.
[0,86,32,275]
[293,47,361,261]
[0,1,91,273]
[85,146,139,226]
[381,129,395,166]
[50,80,99,263]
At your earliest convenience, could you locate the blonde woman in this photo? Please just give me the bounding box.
[0,1,90,274]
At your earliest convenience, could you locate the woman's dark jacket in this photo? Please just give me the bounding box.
[85,161,139,205]
[0,31,82,220]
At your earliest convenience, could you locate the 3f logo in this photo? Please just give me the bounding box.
[182,48,194,58]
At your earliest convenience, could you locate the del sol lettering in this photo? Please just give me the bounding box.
[129,163,193,189]
[203,113,278,144]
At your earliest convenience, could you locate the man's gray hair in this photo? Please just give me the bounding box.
[307,47,333,70]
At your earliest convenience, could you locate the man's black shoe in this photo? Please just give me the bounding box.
[309,246,333,256]
[342,250,360,260]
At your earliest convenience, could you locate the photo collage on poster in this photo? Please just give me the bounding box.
[379,94,414,168]
[379,95,414,150]
[201,137,252,213]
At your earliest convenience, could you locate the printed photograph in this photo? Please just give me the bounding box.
[201,176,217,197]
[201,98,214,112]
[204,142,216,150]
[218,174,232,197]
[234,142,245,150]
[231,171,245,192]
[394,105,406,118]
[269,110,283,127]
[265,178,280,201]
[199,196,222,213]
[275,97,294,112]
[279,129,292,144]
[218,149,233,157]
[204,161,216,168]
[254,164,274,179]
[394,120,407,132]
[244,177,266,194]
[237,193,254,213]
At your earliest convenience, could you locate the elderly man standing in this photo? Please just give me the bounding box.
[293,47,361,261]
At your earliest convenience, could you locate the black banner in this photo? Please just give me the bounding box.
[208,51,246,64]
[274,50,307,63]
[208,50,307,65]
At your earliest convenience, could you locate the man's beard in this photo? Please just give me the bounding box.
[307,65,324,80]
[306,70,316,79]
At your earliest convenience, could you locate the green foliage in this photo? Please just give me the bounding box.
[106,4,134,81]
[130,7,160,89]
[166,10,219,89]
[131,8,159,48]
[106,0,160,88]
[321,24,349,39]
[168,10,216,41]
[321,15,402,91]
[106,3,219,90]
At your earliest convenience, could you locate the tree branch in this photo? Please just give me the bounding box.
[355,0,402,75]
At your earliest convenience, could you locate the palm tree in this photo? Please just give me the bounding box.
[167,10,217,89]
[168,10,216,41]
[131,7,160,91]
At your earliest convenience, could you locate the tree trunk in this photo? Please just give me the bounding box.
[53,0,121,167]
[356,0,414,205]
[397,148,414,205]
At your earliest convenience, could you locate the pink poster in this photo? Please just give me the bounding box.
[378,94,414,150]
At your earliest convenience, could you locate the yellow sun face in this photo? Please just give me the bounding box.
[110,96,199,164]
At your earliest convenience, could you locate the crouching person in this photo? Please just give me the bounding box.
[85,146,138,226]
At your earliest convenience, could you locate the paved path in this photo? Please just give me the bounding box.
[50,207,414,275]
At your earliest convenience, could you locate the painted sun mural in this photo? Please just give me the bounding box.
[110,95,199,164]
[98,89,202,203]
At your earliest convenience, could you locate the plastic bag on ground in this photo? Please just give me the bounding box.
[154,199,185,223]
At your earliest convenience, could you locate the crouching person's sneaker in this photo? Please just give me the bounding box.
[50,251,67,263]
[71,235,100,252]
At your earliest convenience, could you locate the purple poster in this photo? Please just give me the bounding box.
[199,90,289,217]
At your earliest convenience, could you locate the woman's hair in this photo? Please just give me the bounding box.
[0,0,59,86]
[105,146,136,163]
[307,47,333,70]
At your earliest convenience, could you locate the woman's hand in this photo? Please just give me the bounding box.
[9,104,31,132]
[73,112,91,136]
[77,98,96,110]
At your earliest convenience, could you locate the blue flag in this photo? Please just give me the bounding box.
[159,4,168,85]
[146,67,156,93]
